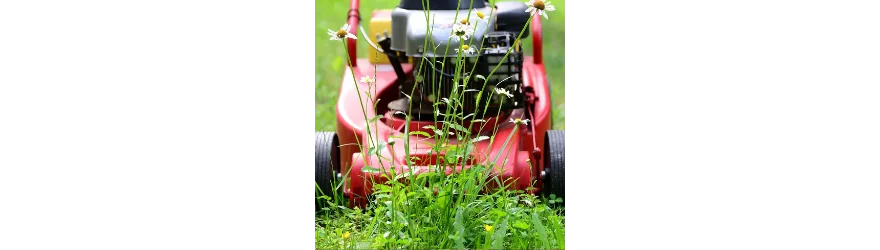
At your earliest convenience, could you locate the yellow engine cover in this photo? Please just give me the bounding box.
[368,9,413,64]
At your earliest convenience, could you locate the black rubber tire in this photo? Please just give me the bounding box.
[543,130,565,204]
[315,131,340,210]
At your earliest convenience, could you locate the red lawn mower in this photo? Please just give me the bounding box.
[316,0,564,208]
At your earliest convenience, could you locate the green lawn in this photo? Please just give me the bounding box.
[315,0,565,131]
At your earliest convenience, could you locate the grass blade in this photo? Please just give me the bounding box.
[531,212,550,248]
[491,218,509,249]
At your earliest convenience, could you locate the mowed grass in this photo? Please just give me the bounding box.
[315,0,565,132]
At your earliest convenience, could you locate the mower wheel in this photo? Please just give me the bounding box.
[315,131,340,210]
[543,130,565,204]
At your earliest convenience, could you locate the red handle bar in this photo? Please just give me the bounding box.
[531,16,543,64]
[346,0,360,67]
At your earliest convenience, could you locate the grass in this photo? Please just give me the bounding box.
[315,1,566,249]
[316,167,566,249]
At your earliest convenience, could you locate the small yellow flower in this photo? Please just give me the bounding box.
[342,232,351,239]
[476,11,486,20]
[460,18,470,25]
[484,225,493,232]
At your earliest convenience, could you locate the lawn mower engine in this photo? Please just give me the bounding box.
[382,0,533,120]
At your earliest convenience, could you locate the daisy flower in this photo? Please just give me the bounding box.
[525,0,556,20]
[494,87,513,98]
[456,44,476,55]
[510,118,530,125]
[328,24,357,41]
[359,75,374,84]
[451,23,473,42]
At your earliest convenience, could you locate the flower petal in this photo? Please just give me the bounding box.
[546,5,556,11]
[346,33,357,39]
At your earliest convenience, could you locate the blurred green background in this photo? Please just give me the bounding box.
[315,0,565,131]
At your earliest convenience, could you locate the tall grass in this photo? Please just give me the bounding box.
[317,1,563,249]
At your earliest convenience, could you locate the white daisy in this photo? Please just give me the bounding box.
[510,118,530,125]
[451,23,474,42]
[455,44,476,55]
[525,0,556,20]
[328,24,357,41]
[359,76,374,84]
[494,87,513,98]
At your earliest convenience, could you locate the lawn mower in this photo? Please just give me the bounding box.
[316,0,564,208]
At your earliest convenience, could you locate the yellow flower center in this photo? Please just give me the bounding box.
[534,0,545,10]
[477,12,485,19]
[336,29,348,38]
[462,45,469,50]
[460,19,470,25]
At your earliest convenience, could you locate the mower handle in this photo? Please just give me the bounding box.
[345,0,545,66]
[531,15,543,64]
[346,0,360,67]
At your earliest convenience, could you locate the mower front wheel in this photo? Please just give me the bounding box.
[315,131,340,210]
[543,130,565,205]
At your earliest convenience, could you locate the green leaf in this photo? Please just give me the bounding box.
[470,136,491,143]
[392,171,412,181]
[491,218,509,249]
[444,122,469,134]
[366,141,387,156]
[531,213,550,248]
[513,220,530,229]
[368,115,383,123]
[452,207,466,248]
[361,166,381,173]
[409,131,430,137]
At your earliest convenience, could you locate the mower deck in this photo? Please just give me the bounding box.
[335,57,551,207]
